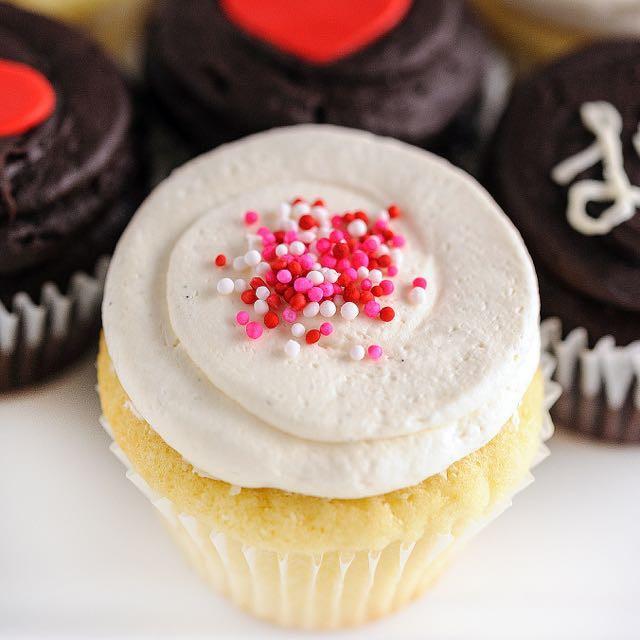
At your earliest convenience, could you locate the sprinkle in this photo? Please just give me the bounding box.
[341,301,359,321]
[275,244,288,257]
[307,286,323,302]
[387,265,399,277]
[350,345,365,361]
[307,270,324,285]
[233,256,247,271]
[364,300,381,318]
[320,322,333,336]
[369,269,383,285]
[264,311,279,329]
[347,219,368,237]
[409,287,427,305]
[234,278,248,293]
[294,277,313,293]
[235,311,249,326]
[319,300,336,318]
[289,240,305,256]
[284,340,300,358]
[388,204,401,219]
[380,307,395,322]
[380,280,394,295]
[282,307,297,323]
[413,277,427,289]
[215,254,227,267]
[241,289,257,304]
[368,344,383,360]
[255,286,270,300]
[244,210,259,225]
[244,249,261,267]
[291,323,305,338]
[292,201,311,217]
[306,329,321,344]
[303,301,320,318]
[216,278,234,295]
[256,262,270,275]
[254,300,269,315]
[245,322,263,340]
[277,269,292,284]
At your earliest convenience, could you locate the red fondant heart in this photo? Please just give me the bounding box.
[0,59,56,137]
[221,0,413,64]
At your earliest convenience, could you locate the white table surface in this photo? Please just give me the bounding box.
[1,353,639,639]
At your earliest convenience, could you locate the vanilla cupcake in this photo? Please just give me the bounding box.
[98,126,548,629]
[472,0,640,69]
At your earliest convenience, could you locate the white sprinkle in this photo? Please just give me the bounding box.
[324,269,339,283]
[303,302,320,318]
[350,345,365,361]
[347,219,367,237]
[256,262,270,275]
[284,340,301,358]
[391,248,403,267]
[283,219,298,232]
[307,270,324,285]
[409,287,427,305]
[279,202,292,219]
[319,300,336,318]
[292,202,310,217]
[357,266,370,279]
[244,249,261,267]
[313,262,322,270]
[275,244,288,257]
[377,244,390,256]
[216,278,234,295]
[369,269,383,285]
[291,323,305,338]
[312,206,329,219]
[341,301,359,321]
[289,240,305,256]
[234,278,247,293]
[233,255,247,271]
[299,230,316,244]
[256,286,270,300]
[374,209,390,222]
[254,300,269,315]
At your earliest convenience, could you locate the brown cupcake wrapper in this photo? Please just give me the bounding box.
[0,257,109,391]
[541,318,640,443]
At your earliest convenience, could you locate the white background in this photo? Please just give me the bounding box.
[1,354,639,639]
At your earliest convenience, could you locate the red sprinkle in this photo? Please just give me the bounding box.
[214,254,227,267]
[306,329,321,345]
[298,214,317,230]
[241,289,257,304]
[250,277,267,290]
[264,311,279,329]
[380,307,395,322]
[388,204,401,219]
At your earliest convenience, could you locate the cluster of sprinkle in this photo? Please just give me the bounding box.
[215,198,428,360]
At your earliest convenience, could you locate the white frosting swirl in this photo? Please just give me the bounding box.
[103,126,540,499]
[503,0,640,37]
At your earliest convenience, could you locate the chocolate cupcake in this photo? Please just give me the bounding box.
[488,42,640,443]
[145,0,489,178]
[0,2,141,390]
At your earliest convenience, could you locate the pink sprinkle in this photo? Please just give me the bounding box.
[236,311,250,326]
[362,237,379,252]
[368,345,383,360]
[320,322,333,336]
[262,246,276,260]
[331,215,343,228]
[246,322,263,340]
[344,267,358,281]
[365,301,381,318]
[282,307,297,323]
[294,277,313,293]
[392,235,406,248]
[308,286,323,302]
[336,258,351,272]
[329,230,344,243]
[320,255,337,268]
[361,278,372,291]
[380,280,394,295]
[388,265,398,277]
[244,210,259,225]
[413,277,427,289]
[277,269,292,284]
[351,251,369,268]
[284,230,297,243]
[320,282,334,298]
[265,270,276,284]
[316,238,331,253]
[299,254,315,270]
[332,283,343,295]
[257,226,270,237]
[375,219,389,230]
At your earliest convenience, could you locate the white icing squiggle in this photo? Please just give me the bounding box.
[552,102,640,236]
[541,318,640,410]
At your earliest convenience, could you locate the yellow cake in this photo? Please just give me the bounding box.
[97,126,547,628]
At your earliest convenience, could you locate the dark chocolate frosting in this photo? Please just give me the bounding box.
[488,42,640,345]
[0,3,137,285]
[146,0,488,149]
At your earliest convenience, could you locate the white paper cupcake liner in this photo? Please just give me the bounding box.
[541,318,640,442]
[0,257,109,391]
[99,370,556,629]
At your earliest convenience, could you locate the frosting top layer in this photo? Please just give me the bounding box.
[103,126,539,498]
[503,0,640,37]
